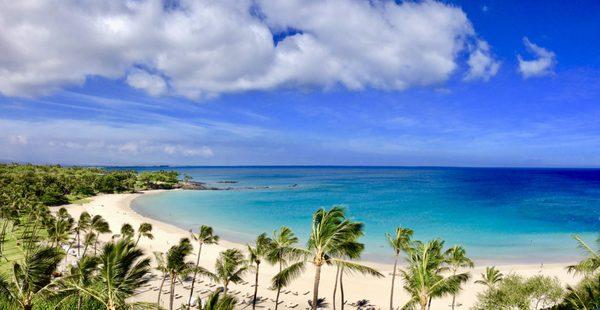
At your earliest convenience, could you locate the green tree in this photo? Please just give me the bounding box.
[74,212,91,257]
[135,222,153,246]
[89,215,111,255]
[198,289,237,310]
[0,246,63,310]
[385,227,413,310]
[164,238,205,310]
[81,239,151,310]
[445,245,474,310]
[267,227,305,310]
[247,233,272,310]
[58,255,100,310]
[120,223,135,241]
[475,266,504,290]
[214,249,248,294]
[400,239,468,310]
[274,207,381,310]
[188,225,220,306]
[567,233,600,276]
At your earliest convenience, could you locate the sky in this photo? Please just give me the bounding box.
[1,0,599,167]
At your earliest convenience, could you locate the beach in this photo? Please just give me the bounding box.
[56,190,583,309]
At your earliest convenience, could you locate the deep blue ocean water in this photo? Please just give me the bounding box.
[128,167,600,263]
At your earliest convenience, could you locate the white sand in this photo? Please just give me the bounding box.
[58,191,582,309]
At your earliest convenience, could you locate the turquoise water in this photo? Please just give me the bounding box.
[130,167,600,264]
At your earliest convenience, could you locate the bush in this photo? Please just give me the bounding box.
[474,274,564,310]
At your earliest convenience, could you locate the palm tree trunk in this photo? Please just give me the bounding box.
[135,234,141,247]
[169,275,175,310]
[188,243,203,305]
[157,274,166,309]
[420,299,427,310]
[76,230,81,257]
[275,264,283,310]
[77,294,82,310]
[451,294,456,310]
[390,254,398,310]
[311,263,322,310]
[252,262,260,310]
[340,267,345,310]
[427,296,432,310]
[94,233,99,255]
[224,280,229,295]
[333,266,340,310]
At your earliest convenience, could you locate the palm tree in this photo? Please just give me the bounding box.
[135,222,154,246]
[82,232,97,257]
[385,226,413,310]
[308,297,329,309]
[46,211,74,248]
[153,251,169,309]
[335,236,379,310]
[567,233,600,275]
[445,245,473,310]
[89,215,111,254]
[247,233,272,310]
[214,248,248,294]
[165,238,206,310]
[474,266,503,290]
[82,239,151,310]
[188,225,220,306]
[267,227,305,310]
[120,223,135,241]
[400,239,468,310]
[199,288,237,310]
[0,246,63,310]
[274,207,381,310]
[58,255,100,310]
[75,212,91,257]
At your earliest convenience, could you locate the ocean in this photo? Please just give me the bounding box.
[128,166,600,264]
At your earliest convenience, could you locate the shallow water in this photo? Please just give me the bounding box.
[130,166,600,263]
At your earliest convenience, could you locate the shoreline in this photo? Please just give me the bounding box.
[59,191,583,309]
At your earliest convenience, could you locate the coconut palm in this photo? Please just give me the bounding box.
[188,225,220,306]
[335,237,379,310]
[400,239,468,310]
[165,238,194,310]
[567,233,600,275]
[46,211,74,248]
[75,212,91,257]
[135,222,154,246]
[82,232,97,257]
[81,239,151,310]
[247,233,272,310]
[445,245,473,310]
[89,215,111,255]
[0,246,63,310]
[153,251,169,309]
[120,223,135,241]
[58,255,100,310]
[385,226,413,310]
[474,266,503,290]
[274,207,381,310]
[199,288,237,310]
[214,248,248,294]
[267,227,306,310]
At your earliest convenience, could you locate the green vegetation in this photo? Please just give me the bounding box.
[0,163,599,309]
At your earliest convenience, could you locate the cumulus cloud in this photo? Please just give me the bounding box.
[518,37,556,78]
[0,0,496,98]
[126,69,167,96]
[464,40,500,81]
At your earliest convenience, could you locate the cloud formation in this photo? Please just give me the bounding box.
[518,37,556,78]
[0,0,496,99]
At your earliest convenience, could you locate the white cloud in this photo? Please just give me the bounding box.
[518,37,556,78]
[464,40,500,81]
[126,69,167,96]
[0,0,495,98]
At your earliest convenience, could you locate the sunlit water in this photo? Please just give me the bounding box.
[128,167,600,264]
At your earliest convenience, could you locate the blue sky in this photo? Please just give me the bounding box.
[1,0,599,167]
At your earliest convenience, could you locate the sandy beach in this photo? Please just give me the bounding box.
[58,191,583,309]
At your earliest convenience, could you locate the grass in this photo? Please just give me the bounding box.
[0,220,25,276]
[66,194,92,205]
